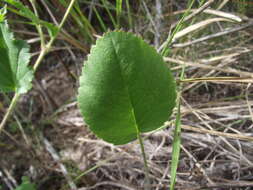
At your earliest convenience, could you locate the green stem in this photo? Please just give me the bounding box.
[135,126,150,189]
[116,0,122,29]
[0,0,77,133]
[169,65,185,190]
[0,93,20,134]
[126,0,132,29]
[161,0,195,56]
[33,47,47,71]
[47,0,76,49]
[34,0,76,71]
[29,0,45,47]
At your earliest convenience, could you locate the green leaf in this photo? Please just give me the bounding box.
[15,176,36,190]
[3,0,38,21]
[0,20,33,94]
[0,5,7,22]
[78,31,176,145]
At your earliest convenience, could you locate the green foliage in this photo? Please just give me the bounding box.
[0,5,7,22]
[235,0,253,16]
[78,31,176,145]
[4,0,38,21]
[57,0,94,42]
[0,18,33,94]
[116,0,122,28]
[3,0,58,38]
[15,176,36,190]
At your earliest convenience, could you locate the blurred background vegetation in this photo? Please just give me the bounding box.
[0,0,253,190]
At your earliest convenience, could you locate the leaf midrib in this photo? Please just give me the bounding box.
[109,35,139,131]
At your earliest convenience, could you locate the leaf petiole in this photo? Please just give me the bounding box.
[135,125,151,190]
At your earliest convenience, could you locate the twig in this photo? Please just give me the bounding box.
[217,0,230,10]
[34,78,58,111]
[39,0,59,25]
[0,168,17,189]
[195,182,253,189]
[79,181,137,190]
[155,0,162,48]
[142,1,157,44]
[180,145,214,185]
[43,137,77,190]
[0,93,20,133]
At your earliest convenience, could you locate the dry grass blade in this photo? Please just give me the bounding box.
[159,0,215,52]
[78,181,137,190]
[179,124,253,142]
[172,9,242,22]
[179,77,253,83]
[217,0,230,10]
[173,20,253,48]
[43,137,77,190]
[164,57,253,77]
[200,9,242,22]
[170,0,216,29]
[172,18,234,42]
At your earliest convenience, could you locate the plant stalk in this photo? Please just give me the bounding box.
[33,47,47,71]
[0,93,20,134]
[48,0,76,48]
[29,0,45,47]
[35,0,76,71]
[169,65,185,190]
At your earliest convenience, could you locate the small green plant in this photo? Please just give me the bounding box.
[0,7,33,94]
[77,31,176,188]
[0,2,178,189]
[0,0,76,133]
[15,176,36,190]
[2,1,249,189]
